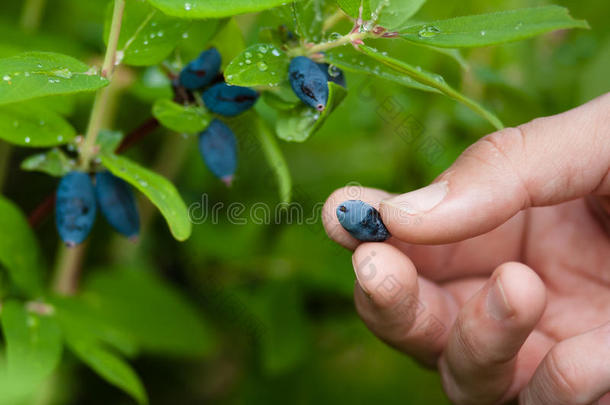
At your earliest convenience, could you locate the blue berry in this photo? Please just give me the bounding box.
[55,171,97,246]
[336,200,390,242]
[94,171,140,239]
[289,56,329,111]
[199,119,237,186]
[179,48,222,90]
[202,82,259,117]
[316,63,346,87]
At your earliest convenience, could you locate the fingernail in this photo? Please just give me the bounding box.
[486,275,514,320]
[352,253,372,296]
[382,181,448,214]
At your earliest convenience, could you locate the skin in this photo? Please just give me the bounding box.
[322,93,610,404]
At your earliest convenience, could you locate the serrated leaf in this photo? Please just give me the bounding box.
[145,0,300,18]
[99,154,192,241]
[1,301,62,386]
[357,44,503,129]
[105,0,191,66]
[336,0,370,19]
[0,52,108,105]
[398,6,589,48]
[21,148,75,177]
[152,99,211,134]
[370,0,426,29]
[276,81,347,142]
[0,104,76,147]
[0,196,44,297]
[65,335,148,405]
[225,43,289,87]
[96,129,124,154]
[325,47,438,93]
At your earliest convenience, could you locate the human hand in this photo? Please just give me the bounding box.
[323,93,610,404]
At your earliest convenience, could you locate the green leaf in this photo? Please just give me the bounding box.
[0,196,44,297]
[96,129,125,154]
[209,18,246,70]
[177,19,227,62]
[65,335,147,405]
[105,0,191,66]
[370,0,426,29]
[261,84,300,111]
[80,268,215,357]
[276,81,347,142]
[336,0,370,19]
[21,148,76,177]
[0,104,76,147]
[145,0,299,18]
[398,6,589,48]
[225,43,289,87]
[129,66,173,103]
[292,0,334,43]
[1,301,62,386]
[152,99,212,134]
[99,154,192,241]
[0,52,108,105]
[357,44,503,129]
[325,47,438,93]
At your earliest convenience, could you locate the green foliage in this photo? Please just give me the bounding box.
[152,99,212,133]
[0,52,108,105]
[145,0,301,18]
[21,148,75,177]
[398,6,589,48]
[0,103,75,147]
[100,153,193,241]
[224,43,289,87]
[371,0,427,29]
[96,129,125,154]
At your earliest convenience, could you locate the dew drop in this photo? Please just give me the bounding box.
[417,25,441,39]
[2,75,10,81]
[327,65,340,78]
[57,135,63,141]
[258,45,268,54]
[244,51,253,59]
[480,30,486,36]
[329,32,342,41]
[515,22,523,30]
[245,59,252,65]
[157,31,164,37]
[24,137,31,143]
[182,32,189,39]
[271,48,281,57]
[184,2,192,10]
[257,61,268,71]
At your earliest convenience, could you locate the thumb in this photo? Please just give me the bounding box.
[380,92,610,244]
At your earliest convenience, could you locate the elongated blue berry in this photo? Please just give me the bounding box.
[199,119,237,186]
[202,82,259,117]
[289,56,329,111]
[317,63,346,87]
[95,171,140,239]
[336,200,390,242]
[55,171,97,246]
[179,48,222,90]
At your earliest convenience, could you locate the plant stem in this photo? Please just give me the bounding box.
[52,242,87,295]
[322,10,346,32]
[289,32,369,57]
[0,142,11,192]
[20,0,47,33]
[79,0,125,170]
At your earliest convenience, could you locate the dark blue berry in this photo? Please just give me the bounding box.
[179,48,222,90]
[289,56,329,111]
[199,119,237,186]
[55,171,97,246]
[336,200,390,242]
[202,82,259,117]
[316,63,346,87]
[94,171,140,239]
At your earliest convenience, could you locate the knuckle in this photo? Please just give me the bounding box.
[544,345,582,401]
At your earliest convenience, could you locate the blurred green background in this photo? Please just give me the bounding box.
[0,0,608,403]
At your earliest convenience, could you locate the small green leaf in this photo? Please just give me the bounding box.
[276,81,347,142]
[129,66,173,102]
[152,99,212,134]
[224,43,289,87]
[0,104,76,147]
[0,196,44,297]
[65,336,148,405]
[105,0,191,66]
[336,0,370,19]
[21,148,76,177]
[1,301,62,386]
[398,6,589,48]
[0,52,108,105]
[96,130,125,154]
[146,0,298,18]
[99,154,192,241]
[357,44,503,129]
[177,19,227,62]
[292,0,335,43]
[261,84,300,111]
[370,0,426,29]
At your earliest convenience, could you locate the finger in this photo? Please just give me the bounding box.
[520,322,610,405]
[439,262,547,405]
[351,242,458,365]
[381,92,610,244]
[323,186,524,280]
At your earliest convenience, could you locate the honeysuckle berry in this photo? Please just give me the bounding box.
[202,82,259,117]
[316,63,346,87]
[336,200,390,242]
[55,171,97,246]
[179,48,222,90]
[94,171,140,240]
[289,56,329,111]
[199,119,237,186]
